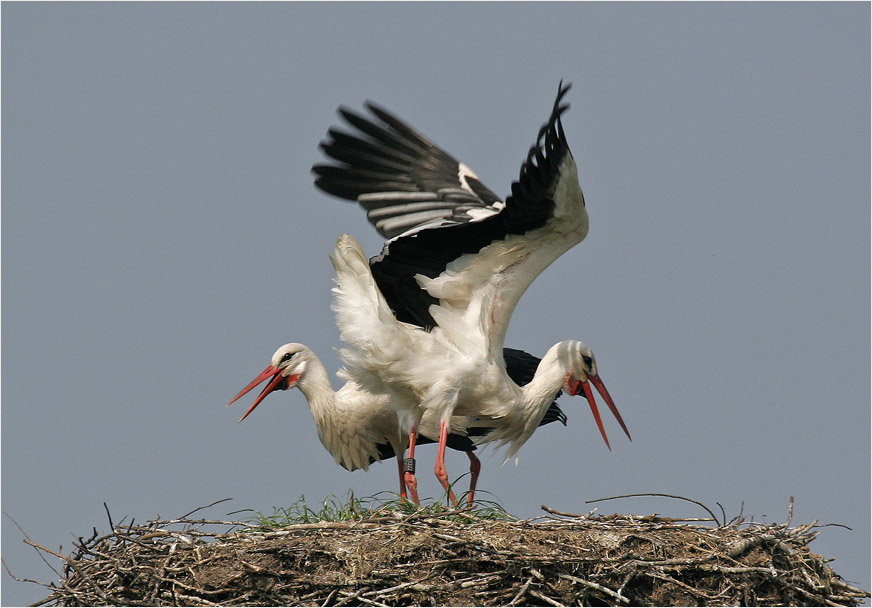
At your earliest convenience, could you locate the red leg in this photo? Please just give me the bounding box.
[397,458,407,498]
[403,426,420,505]
[465,450,481,506]
[433,421,457,506]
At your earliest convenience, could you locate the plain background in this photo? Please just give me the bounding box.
[2,3,869,605]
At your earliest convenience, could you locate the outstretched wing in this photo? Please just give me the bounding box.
[315,82,585,366]
[368,83,586,365]
[313,101,503,240]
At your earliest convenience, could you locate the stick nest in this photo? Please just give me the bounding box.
[30,505,869,607]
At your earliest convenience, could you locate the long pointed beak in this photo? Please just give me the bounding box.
[579,381,611,450]
[574,374,631,450]
[226,365,287,423]
[590,374,631,441]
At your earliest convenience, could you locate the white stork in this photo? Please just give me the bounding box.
[313,82,630,504]
[227,343,568,505]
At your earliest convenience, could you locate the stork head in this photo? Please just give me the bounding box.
[559,340,631,450]
[226,343,310,422]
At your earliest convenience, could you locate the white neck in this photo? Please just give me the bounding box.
[290,354,345,459]
[292,352,400,472]
[477,341,572,462]
[295,354,336,415]
[520,341,573,413]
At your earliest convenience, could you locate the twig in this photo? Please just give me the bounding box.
[366,579,431,598]
[2,557,48,587]
[179,497,234,520]
[355,596,390,607]
[334,587,369,607]
[559,572,630,604]
[103,502,114,532]
[586,493,722,525]
[527,587,565,606]
[4,512,63,578]
[649,571,718,600]
[460,574,500,588]
[540,504,596,518]
[23,540,68,561]
[172,592,222,606]
[320,589,337,606]
[726,534,771,558]
[508,575,535,606]
[813,522,853,531]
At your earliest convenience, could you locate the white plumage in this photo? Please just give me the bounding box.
[314,82,630,503]
[228,342,569,504]
[331,234,621,464]
[229,343,400,473]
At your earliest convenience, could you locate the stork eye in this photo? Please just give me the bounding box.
[582,355,593,368]
[281,352,295,363]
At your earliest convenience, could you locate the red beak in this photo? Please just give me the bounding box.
[571,374,631,450]
[226,365,290,423]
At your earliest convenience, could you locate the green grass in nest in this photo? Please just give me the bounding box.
[249,485,516,529]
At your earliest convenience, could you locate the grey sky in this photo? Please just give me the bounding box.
[2,3,869,605]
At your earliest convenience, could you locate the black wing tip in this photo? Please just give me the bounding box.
[336,104,359,119]
[341,102,396,135]
[556,80,572,103]
[552,79,572,124]
[548,80,572,140]
[361,99,414,125]
[362,99,388,118]
[498,80,577,221]
[527,81,573,163]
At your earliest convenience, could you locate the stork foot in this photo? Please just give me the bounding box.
[403,471,419,505]
[434,421,458,506]
[434,461,458,506]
